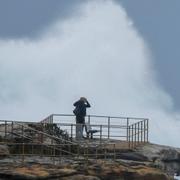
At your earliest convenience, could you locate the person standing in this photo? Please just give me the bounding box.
[73,97,91,139]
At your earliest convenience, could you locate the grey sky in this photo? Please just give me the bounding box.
[0,0,179,109]
[0,0,82,39]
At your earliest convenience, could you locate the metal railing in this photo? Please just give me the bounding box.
[0,119,117,163]
[0,114,149,164]
[128,119,149,149]
[41,114,149,149]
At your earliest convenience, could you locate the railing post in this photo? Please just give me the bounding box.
[135,123,137,147]
[144,120,146,143]
[126,118,129,142]
[51,115,53,124]
[5,121,7,139]
[71,124,73,139]
[100,125,102,143]
[22,143,25,164]
[128,125,131,149]
[11,121,14,139]
[108,117,110,139]
[22,125,24,142]
[137,122,140,145]
[146,119,149,142]
[132,124,134,149]
[141,121,143,143]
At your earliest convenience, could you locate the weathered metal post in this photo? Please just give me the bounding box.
[126,118,129,142]
[128,125,131,149]
[50,114,53,124]
[5,121,7,139]
[146,119,149,142]
[100,125,102,144]
[141,121,143,143]
[144,120,146,143]
[11,121,14,139]
[132,124,134,149]
[70,124,73,139]
[22,125,25,163]
[138,122,140,145]
[22,125,24,141]
[135,123,137,147]
[108,117,110,139]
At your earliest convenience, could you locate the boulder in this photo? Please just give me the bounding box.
[160,149,180,162]
[135,143,180,162]
[135,143,180,175]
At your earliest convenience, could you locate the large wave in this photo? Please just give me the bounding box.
[0,0,179,147]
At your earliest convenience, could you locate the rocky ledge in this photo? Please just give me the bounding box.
[136,143,180,176]
[0,160,171,180]
[1,142,180,180]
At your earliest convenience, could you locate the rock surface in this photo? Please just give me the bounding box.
[0,139,179,179]
[135,143,180,175]
[0,161,171,180]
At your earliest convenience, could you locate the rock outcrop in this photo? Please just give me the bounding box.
[0,122,179,180]
[0,161,171,180]
[135,143,180,175]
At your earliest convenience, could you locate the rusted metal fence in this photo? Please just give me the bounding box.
[128,119,149,149]
[0,115,149,163]
[41,114,149,149]
[0,119,117,163]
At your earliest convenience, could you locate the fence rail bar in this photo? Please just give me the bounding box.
[51,113,148,120]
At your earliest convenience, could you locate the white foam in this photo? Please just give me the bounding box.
[0,0,179,147]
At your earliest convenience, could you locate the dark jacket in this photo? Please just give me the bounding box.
[73,100,91,117]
